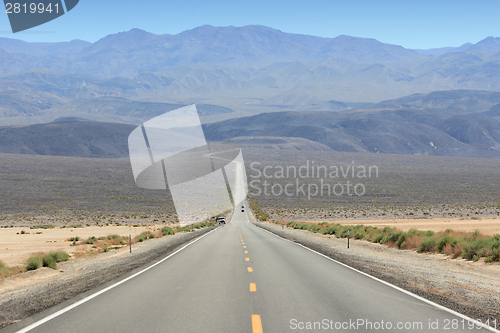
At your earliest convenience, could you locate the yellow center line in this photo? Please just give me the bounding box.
[245,257,249,261]
[242,242,245,245]
[249,283,256,292]
[244,250,248,253]
[243,246,246,248]
[252,314,263,333]
[247,267,253,272]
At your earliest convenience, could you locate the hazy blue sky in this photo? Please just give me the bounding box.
[1,0,499,49]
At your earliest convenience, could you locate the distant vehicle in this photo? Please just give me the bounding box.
[216,217,226,224]
[241,209,244,212]
[241,205,244,208]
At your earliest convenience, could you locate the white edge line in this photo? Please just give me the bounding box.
[254,223,500,333]
[15,227,219,333]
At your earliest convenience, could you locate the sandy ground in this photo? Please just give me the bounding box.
[0,225,166,267]
[312,217,500,235]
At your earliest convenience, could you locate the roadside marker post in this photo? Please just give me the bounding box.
[347,229,350,249]
[129,235,132,253]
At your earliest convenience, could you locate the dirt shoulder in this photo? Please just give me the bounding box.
[255,221,500,325]
[0,227,215,329]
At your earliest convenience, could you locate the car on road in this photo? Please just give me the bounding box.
[216,217,226,224]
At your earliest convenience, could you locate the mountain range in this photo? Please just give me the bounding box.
[2,25,500,113]
[0,25,500,158]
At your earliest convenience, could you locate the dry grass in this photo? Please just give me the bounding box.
[404,235,423,249]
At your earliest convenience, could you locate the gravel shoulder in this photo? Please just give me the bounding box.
[0,227,215,329]
[254,221,500,325]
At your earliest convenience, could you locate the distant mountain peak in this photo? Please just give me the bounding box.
[469,36,500,52]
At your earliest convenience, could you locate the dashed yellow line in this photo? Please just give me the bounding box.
[247,267,253,272]
[252,314,263,333]
[243,246,246,248]
[249,283,256,292]
[245,257,250,261]
[244,250,248,254]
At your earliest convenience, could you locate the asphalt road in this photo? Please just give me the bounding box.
[6,208,497,333]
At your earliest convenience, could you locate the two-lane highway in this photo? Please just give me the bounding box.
[6,207,497,332]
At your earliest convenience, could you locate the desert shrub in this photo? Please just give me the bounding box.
[85,236,97,244]
[354,230,366,240]
[42,254,57,269]
[322,224,338,235]
[161,227,175,235]
[395,232,407,249]
[461,238,500,261]
[437,235,458,253]
[417,237,436,253]
[137,231,155,242]
[461,239,481,260]
[175,226,190,233]
[381,230,403,245]
[407,228,427,238]
[50,251,69,262]
[338,227,350,238]
[26,257,43,271]
[373,233,384,243]
[485,247,500,263]
[308,224,321,233]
